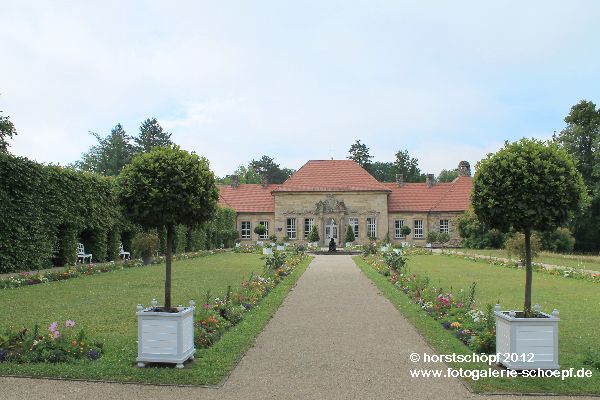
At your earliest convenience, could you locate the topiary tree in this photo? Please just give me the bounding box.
[344,225,355,243]
[400,225,411,237]
[253,224,266,238]
[118,146,218,310]
[426,231,439,244]
[472,138,587,315]
[307,225,320,243]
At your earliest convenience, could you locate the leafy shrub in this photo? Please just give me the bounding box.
[344,225,355,243]
[131,232,159,259]
[265,251,287,270]
[504,233,541,262]
[426,231,439,243]
[362,241,377,256]
[383,251,407,272]
[437,232,450,244]
[400,225,411,237]
[539,228,575,253]
[307,226,320,243]
[457,209,506,249]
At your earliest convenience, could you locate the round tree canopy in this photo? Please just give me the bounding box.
[471,138,588,234]
[118,146,219,229]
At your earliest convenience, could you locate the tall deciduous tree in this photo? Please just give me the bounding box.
[118,146,218,309]
[472,138,587,315]
[554,100,600,250]
[369,161,396,182]
[135,118,172,153]
[394,149,425,182]
[76,124,135,176]
[249,155,293,184]
[348,139,373,169]
[0,110,17,152]
[437,169,459,182]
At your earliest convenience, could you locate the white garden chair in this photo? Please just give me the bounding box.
[77,243,92,263]
[119,242,131,260]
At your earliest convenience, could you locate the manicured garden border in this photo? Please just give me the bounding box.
[0,255,313,386]
[354,256,600,395]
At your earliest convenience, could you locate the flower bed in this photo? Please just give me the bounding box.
[363,253,496,353]
[0,250,226,290]
[195,252,307,349]
[442,252,600,284]
[0,320,104,363]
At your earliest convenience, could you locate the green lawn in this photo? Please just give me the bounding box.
[355,254,600,394]
[0,252,312,385]
[455,248,600,271]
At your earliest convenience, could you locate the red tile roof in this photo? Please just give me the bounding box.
[218,184,278,213]
[273,160,391,192]
[385,176,473,212]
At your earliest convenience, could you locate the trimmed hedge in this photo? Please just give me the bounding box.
[0,153,239,273]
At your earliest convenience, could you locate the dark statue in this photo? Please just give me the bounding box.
[328,238,337,252]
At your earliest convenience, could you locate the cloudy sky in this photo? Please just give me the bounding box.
[2,1,600,177]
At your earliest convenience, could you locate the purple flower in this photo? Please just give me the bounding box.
[52,330,60,339]
[65,320,75,328]
[49,321,58,333]
[87,349,101,360]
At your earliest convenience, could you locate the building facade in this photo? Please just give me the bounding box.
[218,160,473,246]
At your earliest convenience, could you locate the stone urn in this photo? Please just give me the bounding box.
[494,304,560,370]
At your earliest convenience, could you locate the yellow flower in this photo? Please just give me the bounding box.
[450,322,461,329]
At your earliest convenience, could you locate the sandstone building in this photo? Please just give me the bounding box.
[218,160,473,246]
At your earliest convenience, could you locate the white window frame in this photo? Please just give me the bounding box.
[258,221,269,239]
[348,217,359,238]
[241,221,251,240]
[287,218,297,240]
[439,219,449,234]
[304,218,314,239]
[394,219,405,239]
[366,217,377,239]
[414,219,423,239]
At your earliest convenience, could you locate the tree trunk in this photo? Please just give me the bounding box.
[165,224,174,310]
[524,228,532,316]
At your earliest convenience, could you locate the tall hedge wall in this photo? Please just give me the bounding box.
[0,153,238,273]
[0,153,120,272]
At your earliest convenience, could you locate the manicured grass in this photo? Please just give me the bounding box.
[355,254,600,394]
[455,248,600,271]
[0,252,312,385]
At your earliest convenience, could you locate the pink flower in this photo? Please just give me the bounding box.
[49,321,58,332]
[203,303,211,309]
[52,330,60,339]
[65,320,75,328]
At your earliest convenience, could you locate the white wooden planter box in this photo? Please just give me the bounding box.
[262,247,273,255]
[380,245,390,252]
[276,245,285,251]
[393,248,402,254]
[495,304,559,370]
[136,300,196,369]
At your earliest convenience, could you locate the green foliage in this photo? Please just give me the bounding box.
[504,233,541,262]
[383,251,407,272]
[400,225,411,237]
[0,153,120,272]
[0,109,17,153]
[362,241,377,256]
[437,232,450,244]
[383,232,391,244]
[344,225,355,243]
[307,225,320,243]
[265,251,287,270]
[348,139,373,168]
[135,118,172,153]
[437,169,459,182]
[132,232,159,259]
[538,228,575,253]
[75,124,135,176]
[457,209,506,249]
[426,231,439,243]
[248,155,293,184]
[253,224,266,237]
[583,349,600,371]
[394,149,425,182]
[368,161,396,181]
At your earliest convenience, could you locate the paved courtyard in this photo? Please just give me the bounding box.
[0,255,593,399]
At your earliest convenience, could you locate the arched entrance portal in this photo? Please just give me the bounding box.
[325,218,338,244]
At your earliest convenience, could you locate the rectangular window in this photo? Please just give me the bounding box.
[394,220,405,239]
[414,220,423,239]
[439,219,449,234]
[366,217,377,239]
[258,221,269,239]
[304,218,314,239]
[287,218,297,239]
[348,217,359,238]
[241,221,251,239]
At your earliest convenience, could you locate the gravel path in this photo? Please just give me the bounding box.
[0,255,595,399]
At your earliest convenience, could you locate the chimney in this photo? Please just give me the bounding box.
[426,174,434,188]
[395,173,404,187]
[231,175,239,188]
[261,176,268,188]
[458,161,471,177]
